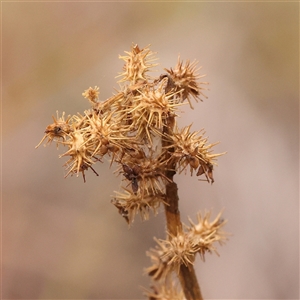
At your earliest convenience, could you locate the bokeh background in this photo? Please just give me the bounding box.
[2,1,299,299]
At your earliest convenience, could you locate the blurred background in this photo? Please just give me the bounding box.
[2,2,299,299]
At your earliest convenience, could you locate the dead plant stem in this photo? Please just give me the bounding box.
[163,122,203,300]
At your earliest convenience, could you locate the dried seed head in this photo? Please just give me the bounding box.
[112,188,165,225]
[161,231,197,269]
[146,231,199,287]
[81,110,132,161]
[185,210,228,261]
[118,86,180,145]
[59,129,96,181]
[164,124,225,182]
[117,153,171,195]
[35,111,72,148]
[165,57,208,109]
[82,86,100,104]
[146,211,228,280]
[117,44,158,84]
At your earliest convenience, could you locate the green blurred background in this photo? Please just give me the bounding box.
[2,2,299,299]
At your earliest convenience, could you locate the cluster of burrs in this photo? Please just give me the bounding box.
[36,44,227,299]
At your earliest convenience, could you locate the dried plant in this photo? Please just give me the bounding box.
[36,44,227,300]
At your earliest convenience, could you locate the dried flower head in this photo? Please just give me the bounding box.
[35,111,72,148]
[116,151,172,195]
[82,86,100,104]
[81,110,132,160]
[146,210,227,282]
[186,210,228,260]
[59,128,98,182]
[162,232,197,268]
[146,233,196,284]
[164,125,225,183]
[164,57,208,109]
[126,80,182,144]
[112,188,165,225]
[118,44,158,84]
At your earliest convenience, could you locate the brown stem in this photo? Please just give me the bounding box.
[179,264,203,300]
[164,179,203,300]
[162,118,203,300]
